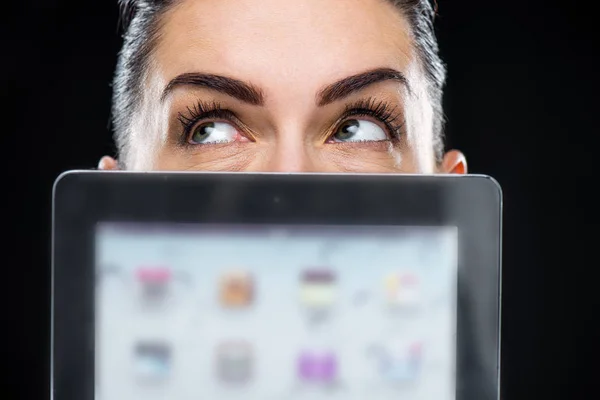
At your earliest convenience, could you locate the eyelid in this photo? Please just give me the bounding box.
[332,99,405,140]
[176,101,255,145]
[178,107,236,134]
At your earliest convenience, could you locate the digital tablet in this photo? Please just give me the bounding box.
[52,171,502,400]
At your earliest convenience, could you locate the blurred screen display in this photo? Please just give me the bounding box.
[95,223,458,400]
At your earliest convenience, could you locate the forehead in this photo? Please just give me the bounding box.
[153,0,417,94]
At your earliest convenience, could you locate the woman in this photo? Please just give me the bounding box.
[99,0,467,174]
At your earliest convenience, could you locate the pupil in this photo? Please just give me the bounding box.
[338,120,359,139]
[193,122,215,142]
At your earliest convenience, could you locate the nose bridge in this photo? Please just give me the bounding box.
[257,88,320,172]
[267,135,314,172]
[261,122,317,172]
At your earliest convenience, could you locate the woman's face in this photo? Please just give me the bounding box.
[101,0,466,173]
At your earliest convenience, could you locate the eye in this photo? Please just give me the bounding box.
[189,121,239,144]
[330,119,388,143]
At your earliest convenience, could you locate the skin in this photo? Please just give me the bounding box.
[99,0,467,174]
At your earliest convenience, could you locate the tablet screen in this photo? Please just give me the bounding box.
[95,223,458,400]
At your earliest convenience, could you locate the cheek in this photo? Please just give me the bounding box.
[152,143,426,173]
[154,142,258,171]
[318,143,409,173]
[401,137,436,173]
[392,148,422,173]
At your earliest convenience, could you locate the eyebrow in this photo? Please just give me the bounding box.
[316,68,411,106]
[161,72,265,105]
[161,67,409,107]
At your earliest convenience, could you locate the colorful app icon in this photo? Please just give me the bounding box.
[136,267,171,300]
[383,272,420,307]
[297,350,337,383]
[370,341,423,382]
[134,342,171,382]
[300,269,336,308]
[216,341,253,384]
[219,271,254,308]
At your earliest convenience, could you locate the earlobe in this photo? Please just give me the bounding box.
[97,156,120,170]
[440,150,467,174]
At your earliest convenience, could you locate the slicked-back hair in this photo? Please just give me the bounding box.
[112,0,446,166]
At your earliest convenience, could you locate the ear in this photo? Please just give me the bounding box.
[439,149,467,174]
[97,156,120,170]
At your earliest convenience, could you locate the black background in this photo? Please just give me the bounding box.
[3,0,597,399]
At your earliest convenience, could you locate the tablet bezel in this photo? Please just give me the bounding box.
[52,171,502,400]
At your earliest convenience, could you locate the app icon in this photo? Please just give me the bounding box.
[370,341,423,382]
[219,271,254,308]
[134,342,171,382]
[216,341,253,384]
[383,272,420,307]
[300,269,336,308]
[297,350,337,384]
[136,267,171,300]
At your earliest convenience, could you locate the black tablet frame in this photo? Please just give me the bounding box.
[52,171,502,400]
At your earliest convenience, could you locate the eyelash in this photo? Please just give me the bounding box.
[177,101,236,144]
[338,97,405,140]
[176,97,405,145]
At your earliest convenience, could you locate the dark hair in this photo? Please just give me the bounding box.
[112,0,446,165]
